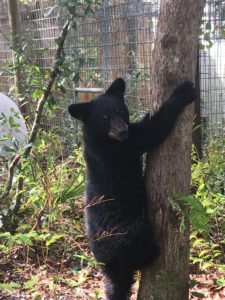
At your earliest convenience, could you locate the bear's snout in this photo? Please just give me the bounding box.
[118,128,129,141]
[109,117,128,141]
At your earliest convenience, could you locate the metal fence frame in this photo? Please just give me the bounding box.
[0,0,224,143]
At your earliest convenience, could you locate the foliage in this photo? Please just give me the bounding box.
[200,1,225,49]
[57,0,100,26]
[0,128,85,234]
[1,0,100,196]
[190,136,225,271]
[0,0,98,297]
[171,136,225,272]
[1,133,225,295]
[1,0,225,295]
[4,0,100,119]
[0,130,99,295]
[4,32,84,120]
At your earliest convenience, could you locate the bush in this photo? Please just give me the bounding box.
[190,136,225,270]
[0,130,87,267]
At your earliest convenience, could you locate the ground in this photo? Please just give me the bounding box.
[1,244,225,299]
[0,193,224,299]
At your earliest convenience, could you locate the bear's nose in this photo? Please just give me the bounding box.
[118,129,129,141]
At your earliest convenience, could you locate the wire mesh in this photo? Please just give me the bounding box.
[0,0,13,94]
[0,0,224,141]
[100,0,159,116]
[200,0,225,136]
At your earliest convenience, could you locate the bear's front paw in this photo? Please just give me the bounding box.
[142,112,150,122]
[173,80,197,105]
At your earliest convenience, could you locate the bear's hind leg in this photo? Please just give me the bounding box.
[103,267,134,300]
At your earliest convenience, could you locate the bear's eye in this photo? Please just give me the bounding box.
[102,115,109,120]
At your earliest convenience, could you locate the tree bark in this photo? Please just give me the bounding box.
[137,1,206,300]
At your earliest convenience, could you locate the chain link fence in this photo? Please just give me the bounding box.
[200,0,225,136]
[0,0,224,143]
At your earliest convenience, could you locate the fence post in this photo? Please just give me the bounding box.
[102,0,110,87]
[193,48,202,158]
[8,0,28,115]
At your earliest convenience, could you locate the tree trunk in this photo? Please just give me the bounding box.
[137,1,206,300]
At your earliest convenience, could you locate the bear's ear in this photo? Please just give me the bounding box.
[68,102,91,122]
[105,78,125,98]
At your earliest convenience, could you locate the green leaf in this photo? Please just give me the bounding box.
[0,282,21,291]
[199,42,205,50]
[204,32,210,41]
[1,145,17,153]
[46,234,65,247]
[0,232,11,238]
[189,279,197,289]
[0,112,7,124]
[205,22,211,30]
[12,137,20,150]
[47,96,58,110]
[216,278,225,286]
[0,245,7,252]
[58,84,67,94]
[15,234,33,246]
[72,72,80,83]
[199,250,208,257]
[201,261,213,270]
[9,116,20,128]
[55,37,63,46]
[198,183,205,191]
[191,292,205,298]
[32,89,44,99]
[33,65,41,75]
[24,275,39,290]
[0,135,9,141]
[222,27,225,38]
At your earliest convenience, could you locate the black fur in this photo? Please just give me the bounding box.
[68,78,196,299]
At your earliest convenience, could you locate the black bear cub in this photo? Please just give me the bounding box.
[68,78,196,300]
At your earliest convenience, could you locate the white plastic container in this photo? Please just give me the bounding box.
[0,93,28,158]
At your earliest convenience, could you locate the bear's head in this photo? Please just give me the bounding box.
[68,78,130,142]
